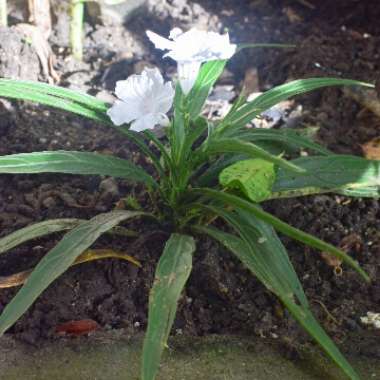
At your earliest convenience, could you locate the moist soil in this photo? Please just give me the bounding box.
[1,0,380,360]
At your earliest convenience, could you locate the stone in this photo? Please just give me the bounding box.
[87,0,147,26]
[0,27,40,81]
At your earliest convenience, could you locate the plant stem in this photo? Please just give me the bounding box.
[70,0,84,60]
[0,0,7,27]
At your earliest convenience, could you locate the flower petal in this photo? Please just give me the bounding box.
[177,61,202,95]
[107,100,141,126]
[148,28,237,63]
[169,27,183,40]
[115,74,151,103]
[108,66,174,130]
[144,67,164,86]
[146,30,174,51]
[154,82,175,113]
[206,32,236,60]
[130,114,162,132]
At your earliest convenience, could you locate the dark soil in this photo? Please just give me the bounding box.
[1,0,380,358]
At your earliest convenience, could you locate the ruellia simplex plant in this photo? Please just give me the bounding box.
[0,28,377,380]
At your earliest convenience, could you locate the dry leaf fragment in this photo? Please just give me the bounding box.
[0,249,141,289]
[320,251,342,268]
[339,233,362,253]
[28,0,52,40]
[55,319,99,336]
[320,233,362,275]
[361,137,380,160]
[242,67,260,96]
[344,87,380,119]
[15,23,59,83]
[283,7,303,23]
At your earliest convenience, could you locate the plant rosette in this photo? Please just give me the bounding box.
[0,27,377,380]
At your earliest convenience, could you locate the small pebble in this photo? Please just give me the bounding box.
[360,312,380,329]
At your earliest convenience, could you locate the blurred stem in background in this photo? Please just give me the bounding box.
[70,0,84,60]
[0,0,7,27]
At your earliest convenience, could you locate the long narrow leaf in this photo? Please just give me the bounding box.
[0,79,108,112]
[142,233,195,380]
[272,155,380,198]
[143,130,173,171]
[0,151,157,187]
[187,45,294,120]
[0,86,109,123]
[0,80,167,178]
[188,60,226,120]
[237,42,296,51]
[192,188,369,282]
[205,138,305,173]
[237,129,331,156]
[283,298,360,380]
[171,84,186,166]
[338,186,380,198]
[194,212,308,308]
[118,128,165,177]
[187,45,295,120]
[0,219,82,255]
[195,154,244,187]
[196,214,360,380]
[0,210,146,335]
[219,78,374,134]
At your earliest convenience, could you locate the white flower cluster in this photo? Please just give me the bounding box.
[107,67,174,132]
[360,311,380,329]
[107,28,236,132]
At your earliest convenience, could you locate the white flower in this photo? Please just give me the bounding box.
[107,67,174,132]
[146,28,236,95]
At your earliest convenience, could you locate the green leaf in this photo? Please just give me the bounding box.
[219,159,276,202]
[0,79,108,112]
[117,128,166,177]
[282,297,360,380]
[272,155,380,198]
[192,188,369,282]
[186,45,292,120]
[205,137,305,173]
[0,81,109,123]
[144,130,173,172]
[195,210,361,380]
[237,42,296,51]
[219,78,374,134]
[195,154,243,187]
[0,151,156,187]
[0,210,146,335]
[142,233,195,380]
[0,80,167,174]
[0,80,168,179]
[194,210,308,308]
[186,116,209,151]
[188,60,226,120]
[171,84,187,166]
[338,186,380,198]
[0,219,82,255]
[237,129,331,156]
